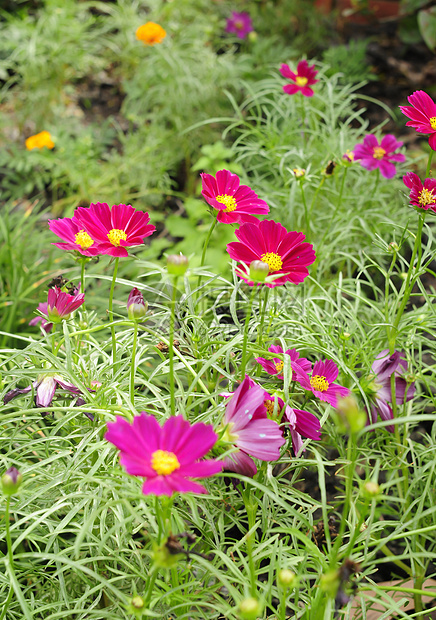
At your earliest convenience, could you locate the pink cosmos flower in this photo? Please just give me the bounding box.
[353,134,406,179]
[280,60,319,97]
[74,203,156,258]
[399,90,436,151]
[225,11,253,39]
[297,360,350,408]
[227,220,316,288]
[368,350,415,433]
[281,406,321,455]
[403,172,436,213]
[46,286,84,322]
[29,302,53,333]
[221,376,285,477]
[105,414,222,496]
[48,216,102,256]
[201,170,269,225]
[255,345,312,380]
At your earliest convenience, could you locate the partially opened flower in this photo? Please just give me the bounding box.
[255,344,312,380]
[105,414,222,496]
[48,216,102,256]
[136,22,166,45]
[74,202,156,258]
[403,172,436,213]
[367,350,415,432]
[29,302,53,333]
[353,134,405,179]
[127,287,147,321]
[282,406,321,455]
[25,130,54,150]
[201,170,269,224]
[220,376,285,477]
[399,90,436,150]
[225,11,253,39]
[280,60,319,97]
[297,360,350,408]
[4,374,82,412]
[46,286,84,322]
[227,220,316,288]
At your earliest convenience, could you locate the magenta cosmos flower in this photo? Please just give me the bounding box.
[73,202,156,258]
[367,350,415,433]
[105,414,222,496]
[282,405,321,455]
[48,216,102,256]
[297,360,350,408]
[46,286,84,322]
[225,11,253,39]
[227,220,316,288]
[255,344,312,380]
[399,91,436,151]
[201,170,269,225]
[403,172,436,213]
[280,60,319,97]
[353,134,405,179]
[29,302,53,333]
[220,376,285,477]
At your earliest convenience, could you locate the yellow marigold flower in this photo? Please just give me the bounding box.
[135,22,166,45]
[25,131,55,151]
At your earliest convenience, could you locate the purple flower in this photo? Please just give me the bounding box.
[105,414,222,496]
[225,11,253,39]
[353,134,406,179]
[297,360,350,408]
[3,374,83,414]
[368,350,415,432]
[127,287,147,321]
[29,302,53,333]
[255,344,312,380]
[47,286,85,322]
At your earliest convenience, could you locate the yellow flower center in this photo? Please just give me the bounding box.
[419,188,435,206]
[275,361,284,374]
[216,194,237,212]
[261,252,283,272]
[430,117,436,130]
[373,146,386,160]
[151,450,180,476]
[310,375,329,392]
[74,229,94,249]
[264,400,276,416]
[295,76,308,86]
[107,228,127,246]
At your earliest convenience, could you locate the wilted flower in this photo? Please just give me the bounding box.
[73,202,155,258]
[297,360,350,408]
[353,134,405,179]
[25,130,54,150]
[48,216,102,256]
[280,60,319,97]
[367,349,415,432]
[255,344,312,380]
[136,22,166,45]
[127,287,147,321]
[3,374,83,413]
[225,11,253,39]
[29,302,53,333]
[2,467,22,496]
[227,220,316,288]
[105,413,223,496]
[220,376,285,477]
[201,169,269,224]
[46,286,84,322]
[403,172,436,213]
[399,90,436,150]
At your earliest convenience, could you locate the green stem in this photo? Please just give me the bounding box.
[2,497,14,619]
[244,489,258,597]
[108,257,120,371]
[308,177,325,219]
[51,324,57,356]
[169,277,178,416]
[299,182,310,239]
[257,286,269,348]
[80,257,86,311]
[317,167,348,254]
[330,432,356,566]
[425,150,434,178]
[385,251,397,344]
[196,215,219,302]
[240,287,256,380]
[143,567,158,608]
[130,322,139,406]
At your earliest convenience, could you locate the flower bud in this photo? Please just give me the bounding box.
[2,467,22,496]
[335,395,367,434]
[293,168,306,178]
[238,597,263,620]
[388,241,399,254]
[247,30,258,42]
[167,254,189,276]
[362,481,380,499]
[131,596,144,609]
[249,260,269,282]
[126,595,146,616]
[127,288,148,321]
[277,569,296,588]
[320,569,339,596]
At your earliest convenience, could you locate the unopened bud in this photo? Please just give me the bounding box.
[238,597,262,620]
[249,260,269,282]
[167,254,189,276]
[2,467,22,496]
[362,481,380,499]
[127,287,147,321]
[335,395,367,434]
[320,570,339,596]
[131,596,144,609]
[247,30,258,42]
[277,569,296,588]
[388,241,399,254]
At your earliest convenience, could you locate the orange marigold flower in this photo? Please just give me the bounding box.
[25,131,55,151]
[135,22,166,45]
